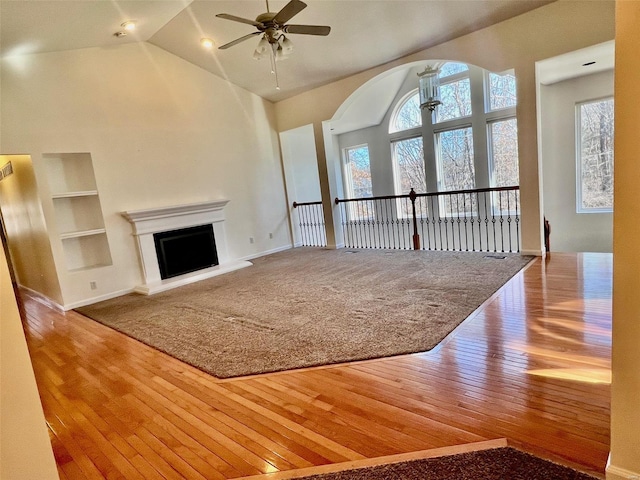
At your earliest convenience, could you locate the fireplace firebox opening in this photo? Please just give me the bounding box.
[153,224,218,280]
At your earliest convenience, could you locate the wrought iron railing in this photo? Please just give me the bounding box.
[292,201,326,247]
[335,186,520,253]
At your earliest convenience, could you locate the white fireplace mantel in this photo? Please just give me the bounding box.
[121,200,251,295]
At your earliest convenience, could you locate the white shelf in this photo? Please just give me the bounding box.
[43,152,112,271]
[52,190,99,199]
[67,262,112,273]
[59,228,107,240]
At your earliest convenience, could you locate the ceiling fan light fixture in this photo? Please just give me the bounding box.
[253,36,270,59]
[280,35,293,57]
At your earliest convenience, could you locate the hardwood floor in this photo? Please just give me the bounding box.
[21,252,611,479]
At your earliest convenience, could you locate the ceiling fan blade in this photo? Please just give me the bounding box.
[216,13,264,28]
[283,24,331,36]
[273,0,307,25]
[218,32,261,50]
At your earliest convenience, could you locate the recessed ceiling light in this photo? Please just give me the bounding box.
[121,21,137,31]
[201,38,214,49]
[582,61,596,66]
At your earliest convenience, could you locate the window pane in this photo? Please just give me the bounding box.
[392,137,426,194]
[490,119,519,213]
[437,127,475,192]
[435,78,471,123]
[438,62,469,78]
[579,98,614,211]
[390,92,421,133]
[488,71,517,111]
[490,119,519,187]
[344,145,373,198]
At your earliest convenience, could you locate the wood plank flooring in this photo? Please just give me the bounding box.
[20,252,611,479]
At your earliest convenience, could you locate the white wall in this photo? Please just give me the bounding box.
[540,70,614,252]
[0,244,59,479]
[274,0,616,256]
[336,67,419,198]
[279,124,323,246]
[0,43,290,308]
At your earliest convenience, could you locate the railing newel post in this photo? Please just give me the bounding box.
[409,188,420,250]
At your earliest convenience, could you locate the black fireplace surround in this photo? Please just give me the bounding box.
[153,224,219,280]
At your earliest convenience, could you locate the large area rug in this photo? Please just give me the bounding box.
[76,248,532,378]
[268,447,598,480]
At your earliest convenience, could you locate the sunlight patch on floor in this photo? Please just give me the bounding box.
[526,368,611,384]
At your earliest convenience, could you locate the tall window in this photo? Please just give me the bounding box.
[387,61,519,214]
[489,118,519,212]
[343,144,373,220]
[577,98,614,212]
[392,137,426,194]
[343,144,373,199]
[436,127,475,191]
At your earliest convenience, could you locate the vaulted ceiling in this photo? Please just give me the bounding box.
[1,0,558,102]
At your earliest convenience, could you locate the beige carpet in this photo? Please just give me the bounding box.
[76,248,532,378]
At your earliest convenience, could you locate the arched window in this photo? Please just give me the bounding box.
[386,61,519,211]
[389,90,421,133]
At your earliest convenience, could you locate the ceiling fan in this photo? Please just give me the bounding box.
[215,0,331,52]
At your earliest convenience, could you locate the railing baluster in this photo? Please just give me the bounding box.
[515,189,520,253]
[507,191,513,253]
[367,200,376,248]
[430,196,437,251]
[499,192,505,253]
[455,194,462,252]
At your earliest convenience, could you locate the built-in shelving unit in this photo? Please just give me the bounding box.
[43,153,112,271]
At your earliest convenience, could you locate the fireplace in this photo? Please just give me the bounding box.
[122,200,251,294]
[154,224,218,280]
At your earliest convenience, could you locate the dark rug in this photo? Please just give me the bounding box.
[76,248,532,378]
[295,447,598,480]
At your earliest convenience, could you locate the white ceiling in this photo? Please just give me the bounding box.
[1,0,565,102]
[537,40,615,85]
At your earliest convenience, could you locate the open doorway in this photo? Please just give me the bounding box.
[537,41,614,253]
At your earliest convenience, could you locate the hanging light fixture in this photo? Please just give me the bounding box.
[417,65,442,112]
[253,33,293,61]
[252,33,294,90]
[253,35,270,59]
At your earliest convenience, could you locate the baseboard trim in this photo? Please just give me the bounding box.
[606,454,640,480]
[240,244,293,261]
[520,249,544,257]
[64,288,135,310]
[17,285,64,312]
